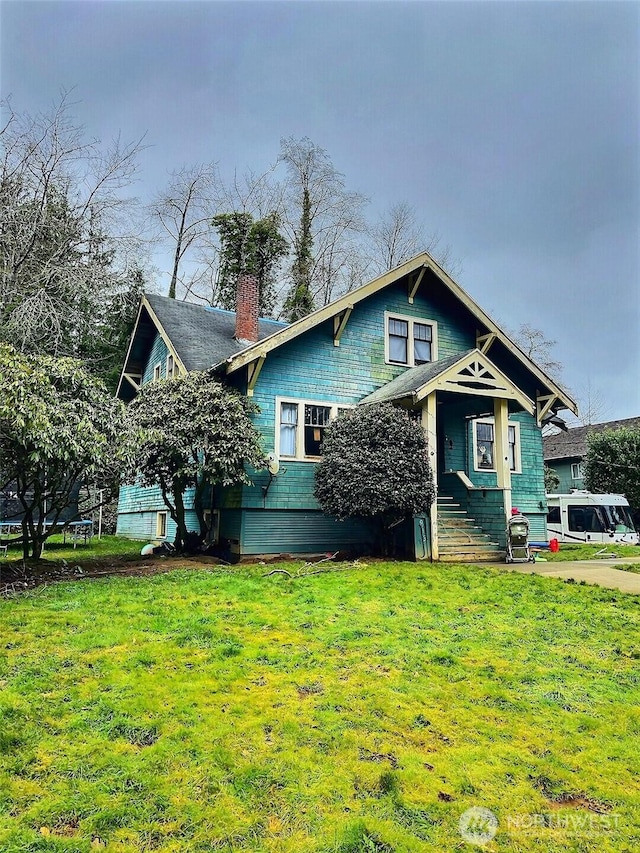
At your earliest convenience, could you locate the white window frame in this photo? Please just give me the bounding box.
[275,397,353,462]
[571,462,585,480]
[156,511,168,538]
[384,311,438,367]
[153,362,162,381]
[166,353,177,378]
[471,418,522,474]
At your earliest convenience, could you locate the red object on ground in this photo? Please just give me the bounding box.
[549,538,559,552]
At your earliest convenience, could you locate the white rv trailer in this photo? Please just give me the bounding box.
[546,491,638,545]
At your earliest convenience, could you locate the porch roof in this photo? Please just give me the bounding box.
[360,348,535,414]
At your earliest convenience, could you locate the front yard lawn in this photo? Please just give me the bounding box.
[0,561,638,852]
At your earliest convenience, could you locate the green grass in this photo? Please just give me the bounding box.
[0,561,638,852]
[544,542,640,562]
[0,535,144,565]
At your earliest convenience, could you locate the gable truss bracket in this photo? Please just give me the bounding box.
[476,332,496,354]
[333,306,353,346]
[536,393,558,427]
[408,266,427,304]
[246,355,266,397]
[123,373,141,391]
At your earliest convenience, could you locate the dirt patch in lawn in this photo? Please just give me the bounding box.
[0,553,227,595]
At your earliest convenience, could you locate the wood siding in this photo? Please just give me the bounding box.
[118,280,551,554]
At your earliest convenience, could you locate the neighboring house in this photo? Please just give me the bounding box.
[544,417,640,494]
[116,253,576,561]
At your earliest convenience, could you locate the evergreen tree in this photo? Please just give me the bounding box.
[212,212,288,316]
[283,187,315,321]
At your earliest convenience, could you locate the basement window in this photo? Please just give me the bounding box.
[156,511,168,539]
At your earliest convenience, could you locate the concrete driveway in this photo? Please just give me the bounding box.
[497,556,640,594]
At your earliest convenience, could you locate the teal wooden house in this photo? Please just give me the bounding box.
[116,253,577,561]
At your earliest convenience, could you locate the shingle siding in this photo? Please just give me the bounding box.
[118,270,554,557]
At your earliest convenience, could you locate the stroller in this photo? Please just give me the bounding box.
[505,512,535,563]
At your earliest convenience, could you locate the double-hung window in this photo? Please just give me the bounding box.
[385,312,436,367]
[277,398,350,461]
[152,362,162,381]
[571,462,585,480]
[472,419,521,473]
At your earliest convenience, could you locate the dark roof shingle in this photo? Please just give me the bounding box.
[543,417,640,461]
[360,351,474,405]
[145,293,287,372]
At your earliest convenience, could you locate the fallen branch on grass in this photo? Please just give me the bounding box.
[262,553,369,579]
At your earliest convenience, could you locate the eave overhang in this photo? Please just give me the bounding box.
[115,295,187,401]
[217,251,577,416]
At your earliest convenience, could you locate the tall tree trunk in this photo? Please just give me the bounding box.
[172,485,188,551]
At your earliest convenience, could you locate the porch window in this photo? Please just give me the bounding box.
[476,422,495,469]
[385,312,437,367]
[472,419,521,473]
[508,425,517,471]
[277,398,351,461]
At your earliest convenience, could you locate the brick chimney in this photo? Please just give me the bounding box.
[234,273,259,343]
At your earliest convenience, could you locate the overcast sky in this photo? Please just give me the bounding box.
[2,1,638,421]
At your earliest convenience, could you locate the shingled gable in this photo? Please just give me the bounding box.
[116,293,287,400]
[216,251,577,418]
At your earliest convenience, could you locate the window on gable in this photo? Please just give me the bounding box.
[385,313,436,367]
[413,322,433,364]
[166,353,177,378]
[153,362,162,381]
[472,419,521,473]
[388,318,409,364]
[277,399,351,461]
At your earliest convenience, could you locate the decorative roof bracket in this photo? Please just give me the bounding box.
[246,355,266,397]
[333,306,353,346]
[476,332,496,354]
[408,266,427,304]
[123,373,141,391]
[536,393,558,427]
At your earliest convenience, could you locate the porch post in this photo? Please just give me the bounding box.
[494,398,512,519]
[422,391,438,560]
